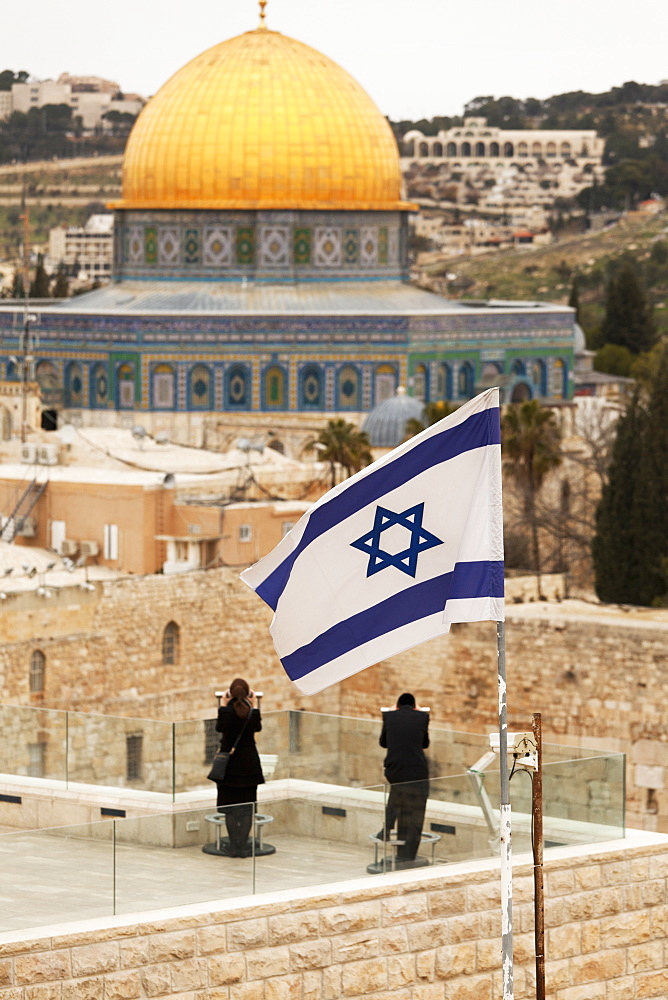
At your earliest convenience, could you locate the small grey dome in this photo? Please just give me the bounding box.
[362,386,424,447]
[574,322,587,356]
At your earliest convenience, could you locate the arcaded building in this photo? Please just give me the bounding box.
[0,15,576,442]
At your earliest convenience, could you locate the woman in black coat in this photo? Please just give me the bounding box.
[215,677,264,857]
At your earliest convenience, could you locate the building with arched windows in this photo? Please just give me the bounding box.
[0,23,576,444]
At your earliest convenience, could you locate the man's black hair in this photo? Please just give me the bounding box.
[397,692,415,707]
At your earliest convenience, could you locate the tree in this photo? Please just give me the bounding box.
[600,261,656,354]
[305,420,372,487]
[29,253,50,298]
[52,266,69,298]
[568,275,581,325]
[404,400,458,439]
[501,401,562,597]
[592,347,668,605]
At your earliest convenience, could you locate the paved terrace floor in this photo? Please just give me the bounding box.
[0,826,452,933]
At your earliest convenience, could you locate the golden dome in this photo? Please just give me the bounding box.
[116,27,411,212]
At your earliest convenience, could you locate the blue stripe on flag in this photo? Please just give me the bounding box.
[256,407,500,611]
[280,559,504,681]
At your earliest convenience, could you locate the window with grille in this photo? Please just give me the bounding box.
[29,650,45,693]
[126,733,143,781]
[162,621,180,665]
[239,524,252,542]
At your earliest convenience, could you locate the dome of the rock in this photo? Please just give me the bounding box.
[117,26,410,211]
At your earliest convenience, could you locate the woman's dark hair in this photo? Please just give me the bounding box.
[229,677,251,718]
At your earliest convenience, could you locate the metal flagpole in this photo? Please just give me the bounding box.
[497,620,514,1000]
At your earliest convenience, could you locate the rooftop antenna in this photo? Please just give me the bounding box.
[258,0,268,28]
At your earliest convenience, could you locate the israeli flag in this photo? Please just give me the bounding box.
[242,387,504,695]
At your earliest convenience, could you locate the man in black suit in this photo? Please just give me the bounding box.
[379,692,430,863]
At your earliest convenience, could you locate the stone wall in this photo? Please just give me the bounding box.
[0,834,667,999]
[1,569,667,832]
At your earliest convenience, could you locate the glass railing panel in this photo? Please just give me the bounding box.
[0,704,68,782]
[0,819,114,931]
[65,711,174,793]
[542,753,625,842]
[112,806,255,913]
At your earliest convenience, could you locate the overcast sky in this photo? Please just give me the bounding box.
[5,0,668,121]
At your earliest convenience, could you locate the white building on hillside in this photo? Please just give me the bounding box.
[48,214,114,279]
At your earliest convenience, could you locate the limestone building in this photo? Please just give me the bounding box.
[0,17,576,442]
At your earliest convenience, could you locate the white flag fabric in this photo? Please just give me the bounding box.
[242,387,504,695]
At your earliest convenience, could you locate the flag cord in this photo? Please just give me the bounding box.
[498,620,514,1000]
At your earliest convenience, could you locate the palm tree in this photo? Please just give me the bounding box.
[405,400,459,439]
[305,419,373,487]
[501,400,562,598]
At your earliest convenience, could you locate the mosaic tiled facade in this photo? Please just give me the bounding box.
[114,211,405,281]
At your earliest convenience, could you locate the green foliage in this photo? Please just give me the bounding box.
[568,275,581,324]
[52,267,69,298]
[601,261,656,353]
[305,420,372,486]
[594,343,634,376]
[404,400,458,439]
[29,253,50,298]
[501,401,562,586]
[593,348,668,605]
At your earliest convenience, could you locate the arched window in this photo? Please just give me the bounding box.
[532,359,546,395]
[532,142,543,157]
[475,142,486,156]
[518,142,528,158]
[432,141,443,157]
[90,362,109,408]
[162,622,180,665]
[447,142,457,157]
[560,142,571,158]
[489,142,500,157]
[299,365,323,409]
[546,142,557,158]
[6,358,18,381]
[337,365,360,409]
[65,362,83,407]
[117,363,135,409]
[374,364,397,405]
[189,364,212,410]
[504,142,514,157]
[510,359,526,377]
[413,364,428,402]
[225,365,250,409]
[457,362,474,398]
[418,142,428,157]
[549,359,565,399]
[36,360,58,394]
[30,649,45,693]
[461,142,471,157]
[437,362,452,400]
[263,365,287,409]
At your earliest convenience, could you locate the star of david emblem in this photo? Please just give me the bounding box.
[350,502,443,578]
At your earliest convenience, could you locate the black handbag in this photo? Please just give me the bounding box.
[207,708,252,782]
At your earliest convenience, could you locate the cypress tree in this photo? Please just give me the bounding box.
[29,253,50,298]
[601,261,656,354]
[568,275,581,325]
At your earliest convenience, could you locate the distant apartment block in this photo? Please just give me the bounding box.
[6,74,144,130]
[48,214,113,279]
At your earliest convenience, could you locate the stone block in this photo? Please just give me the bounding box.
[227,918,268,951]
[601,909,651,947]
[289,939,331,971]
[140,962,172,997]
[427,888,466,917]
[580,920,600,954]
[443,914,480,942]
[0,960,12,987]
[15,952,72,985]
[25,986,61,1000]
[416,949,436,981]
[207,953,245,986]
[378,926,408,953]
[322,964,341,1000]
[475,937,501,972]
[635,764,664,789]
[570,948,625,986]
[572,865,601,891]
[61,977,104,1000]
[170,958,208,992]
[387,953,416,985]
[606,975,639,1000]
[301,969,322,1000]
[101,970,141,1000]
[340,957,387,996]
[466,881,500,911]
[71,942,119,977]
[264,974,302,1000]
[244,946,290,980]
[268,912,319,945]
[554,983,606,1000]
[0,991,23,1000]
[381,894,429,925]
[409,985,446,1000]
[626,941,665,973]
[318,902,380,935]
[635,970,668,997]
[119,938,149,969]
[547,923,581,959]
[546,868,575,895]
[196,925,228,956]
[230,983,265,1000]
[544,957,570,991]
[434,942,476,978]
[148,931,196,963]
[649,854,668,879]
[407,920,450,951]
[600,860,632,886]
[443,972,493,1000]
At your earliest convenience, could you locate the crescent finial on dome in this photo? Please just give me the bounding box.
[258,0,268,28]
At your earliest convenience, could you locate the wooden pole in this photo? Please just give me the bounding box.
[532,712,545,1000]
